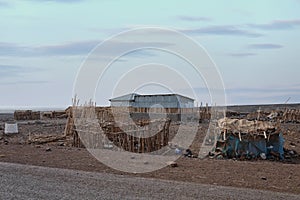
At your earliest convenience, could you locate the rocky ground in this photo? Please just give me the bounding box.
[0,112,300,195]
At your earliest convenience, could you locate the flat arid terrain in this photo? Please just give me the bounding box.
[0,104,300,197]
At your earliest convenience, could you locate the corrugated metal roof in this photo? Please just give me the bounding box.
[110,93,194,102]
[109,93,138,102]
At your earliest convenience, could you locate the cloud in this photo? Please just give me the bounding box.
[0,43,15,55]
[37,41,98,56]
[27,0,84,3]
[0,65,24,77]
[0,42,32,57]
[177,18,300,39]
[225,85,300,105]
[227,86,300,94]
[248,43,283,49]
[0,41,99,57]
[0,1,10,7]
[0,80,49,85]
[0,64,41,79]
[181,25,263,37]
[125,49,157,58]
[0,64,48,87]
[248,19,300,30]
[228,53,257,57]
[95,41,173,56]
[0,40,173,57]
[177,15,212,22]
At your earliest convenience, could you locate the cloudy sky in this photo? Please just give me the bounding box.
[0,0,300,108]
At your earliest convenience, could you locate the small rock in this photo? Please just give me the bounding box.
[289,150,295,155]
[144,161,149,165]
[261,177,267,180]
[45,147,52,152]
[4,140,8,145]
[0,154,5,158]
[35,145,41,148]
[0,137,3,140]
[208,152,215,157]
[285,154,291,159]
[290,142,296,146]
[131,156,135,159]
[167,161,178,168]
[58,142,64,146]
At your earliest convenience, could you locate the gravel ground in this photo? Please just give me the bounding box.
[1,143,300,194]
[0,162,299,200]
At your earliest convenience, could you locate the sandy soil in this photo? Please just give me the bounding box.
[0,113,300,194]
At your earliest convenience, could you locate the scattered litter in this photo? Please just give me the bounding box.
[175,148,181,155]
[284,148,298,159]
[184,149,193,157]
[260,153,267,160]
[4,123,18,134]
[288,150,295,155]
[104,144,113,149]
[45,147,52,152]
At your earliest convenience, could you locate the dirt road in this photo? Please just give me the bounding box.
[0,162,299,200]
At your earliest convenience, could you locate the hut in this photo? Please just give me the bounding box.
[14,110,41,120]
[214,118,284,160]
[109,93,196,122]
[109,93,194,108]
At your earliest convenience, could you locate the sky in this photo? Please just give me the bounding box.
[0,0,300,108]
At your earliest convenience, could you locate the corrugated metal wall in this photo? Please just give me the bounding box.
[134,95,179,108]
[137,95,192,108]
